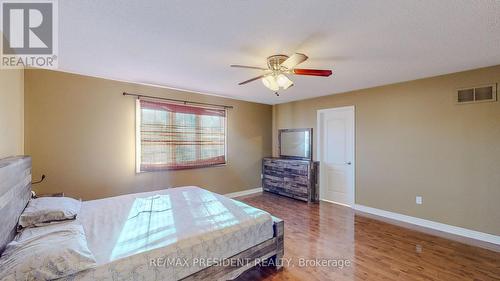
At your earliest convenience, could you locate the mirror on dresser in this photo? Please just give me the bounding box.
[262,128,319,202]
[279,128,312,160]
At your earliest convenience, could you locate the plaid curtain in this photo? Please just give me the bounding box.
[138,99,226,171]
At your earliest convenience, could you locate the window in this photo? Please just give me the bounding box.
[136,99,226,172]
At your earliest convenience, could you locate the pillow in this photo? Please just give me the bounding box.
[18,197,82,230]
[0,222,97,281]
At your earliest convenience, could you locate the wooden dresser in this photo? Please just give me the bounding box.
[262,157,319,202]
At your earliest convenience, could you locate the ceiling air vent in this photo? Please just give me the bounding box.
[456,84,497,104]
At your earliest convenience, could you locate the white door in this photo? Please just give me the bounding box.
[317,106,355,207]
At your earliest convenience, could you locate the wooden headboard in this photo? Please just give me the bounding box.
[0,156,32,254]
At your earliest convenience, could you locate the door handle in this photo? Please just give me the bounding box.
[344,161,352,165]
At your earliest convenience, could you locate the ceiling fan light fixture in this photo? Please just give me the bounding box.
[233,53,332,95]
[276,74,293,89]
[262,75,279,91]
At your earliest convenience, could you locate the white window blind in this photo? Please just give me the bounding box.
[136,99,226,172]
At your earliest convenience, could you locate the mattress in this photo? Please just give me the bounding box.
[64,186,274,281]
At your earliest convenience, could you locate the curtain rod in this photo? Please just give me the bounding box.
[122,92,234,109]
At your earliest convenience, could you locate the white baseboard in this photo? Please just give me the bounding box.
[355,204,500,249]
[224,187,263,198]
[320,198,352,208]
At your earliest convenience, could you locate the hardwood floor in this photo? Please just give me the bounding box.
[235,192,500,281]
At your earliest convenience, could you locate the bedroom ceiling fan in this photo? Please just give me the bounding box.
[231,53,332,96]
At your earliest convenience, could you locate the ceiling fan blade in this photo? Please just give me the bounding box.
[292,69,332,77]
[230,64,267,70]
[281,53,308,69]
[238,75,266,85]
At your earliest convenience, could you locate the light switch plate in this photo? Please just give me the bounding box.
[416,196,423,205]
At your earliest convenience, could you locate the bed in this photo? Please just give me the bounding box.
[0,156,284,281]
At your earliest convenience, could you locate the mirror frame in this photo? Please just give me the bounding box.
[278,128,313,161]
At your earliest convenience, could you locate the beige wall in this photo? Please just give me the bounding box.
[25,70,272,200]
[21,65,500,235]
[0,69,24,158]
[273,65,500,236]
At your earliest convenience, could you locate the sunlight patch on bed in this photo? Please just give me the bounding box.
[182,190,239,229]
[111,195,178,260]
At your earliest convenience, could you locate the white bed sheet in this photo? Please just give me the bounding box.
[63,186,274,281]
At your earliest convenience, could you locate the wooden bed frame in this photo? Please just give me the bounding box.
[182,217,284,280]
[0,156,284,281]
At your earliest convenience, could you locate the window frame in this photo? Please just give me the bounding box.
[135,99,228,173]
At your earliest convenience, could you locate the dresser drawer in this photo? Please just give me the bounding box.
[263,178,284,188]
[263,168,285,178]
[284,174,309,185]
[263,160,285,175]
[284,179,308,196]
[284,162,308,170]
[263,174,283,182]
[284,162,309,176]
[263,159,284,168]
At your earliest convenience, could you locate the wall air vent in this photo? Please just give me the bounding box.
[456,84,497,104]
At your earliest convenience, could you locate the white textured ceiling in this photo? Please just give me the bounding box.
[59,0,500,104]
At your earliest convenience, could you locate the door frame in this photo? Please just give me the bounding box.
[316,105,356,208]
